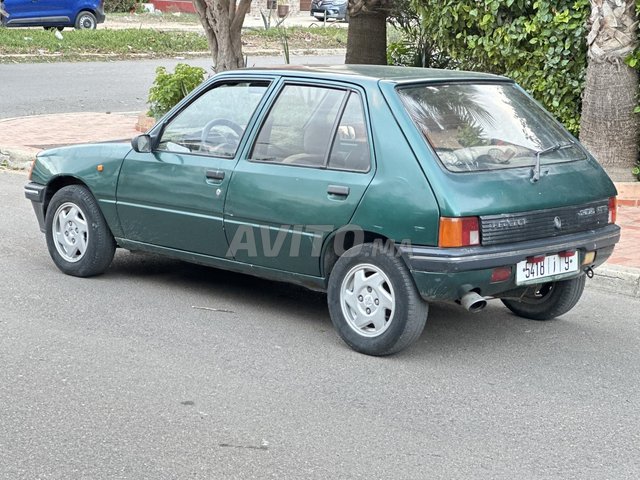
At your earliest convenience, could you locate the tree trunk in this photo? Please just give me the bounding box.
[192,0,251,72]
[579,0,639,182]
[345,1,388,65]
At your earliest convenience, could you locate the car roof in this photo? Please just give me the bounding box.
[219,64,510,85]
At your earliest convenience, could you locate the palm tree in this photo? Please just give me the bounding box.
[345,0,392,65]
[579,0,639,181]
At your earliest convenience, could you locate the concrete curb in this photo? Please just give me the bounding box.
[0,146,38,171]
[591,264,640,298]
[0,48,347,62]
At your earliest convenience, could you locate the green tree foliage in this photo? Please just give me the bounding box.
[408,0,590,135]
[625,0,640,179]
[624,0,640,72]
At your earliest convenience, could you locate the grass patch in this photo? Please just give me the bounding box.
[0,26,347,62]
[107,12,202,25]
[244,26,347,50]
[0,29,208,60]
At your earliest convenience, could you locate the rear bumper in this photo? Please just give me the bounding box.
[400,225,620,300]
[24,182,46,233]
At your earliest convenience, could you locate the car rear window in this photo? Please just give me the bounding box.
[397,82,586,173]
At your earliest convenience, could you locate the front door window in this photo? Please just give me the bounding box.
[158,81,270,158]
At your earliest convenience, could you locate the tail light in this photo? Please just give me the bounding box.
[439,217,480,247]
[608,196,617,224]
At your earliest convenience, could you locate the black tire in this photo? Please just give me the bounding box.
[45,185,116,277]
[75,11,97,29]
[327,243,428,356]
[501,275,586,321]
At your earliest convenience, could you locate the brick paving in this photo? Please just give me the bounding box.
[1,111,638,271]
[0,112,139,150]
[608,205,640,269]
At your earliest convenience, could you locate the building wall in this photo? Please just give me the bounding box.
[249,0,304,17]
[150,0,196,14]
[149,0,307,19]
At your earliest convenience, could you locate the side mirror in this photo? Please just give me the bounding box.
[131,134,153,153]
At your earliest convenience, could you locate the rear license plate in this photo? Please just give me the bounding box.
[516,254,579,285]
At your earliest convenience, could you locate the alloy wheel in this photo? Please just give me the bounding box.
[340,263,396,337]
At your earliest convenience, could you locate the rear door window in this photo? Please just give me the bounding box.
[328,92,371,172]
[251,84,347,167]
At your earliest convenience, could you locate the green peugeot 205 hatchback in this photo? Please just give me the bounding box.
[25,65,620,356]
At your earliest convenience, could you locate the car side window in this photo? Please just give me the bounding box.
[251,84,347,167]
[327,92,371,172]
[157,81,270,158]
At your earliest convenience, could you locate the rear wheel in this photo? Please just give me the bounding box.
[327,243,428,356]
[75,11,97,29]
[45,185,116,277]
[501,275,586,321]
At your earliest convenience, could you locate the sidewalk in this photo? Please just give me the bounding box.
[99,11,348,31]
[1,111,638,296]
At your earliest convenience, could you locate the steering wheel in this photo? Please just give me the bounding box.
[200,119,244,152]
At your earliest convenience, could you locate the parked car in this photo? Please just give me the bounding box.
[310,0,347,21]
[0,0,104,29]
[25,65,620,355]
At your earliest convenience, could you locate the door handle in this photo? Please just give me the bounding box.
[327,185,350,197]
[206,170,225,181]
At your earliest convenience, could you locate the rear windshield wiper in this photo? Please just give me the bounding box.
[530,142,575,183]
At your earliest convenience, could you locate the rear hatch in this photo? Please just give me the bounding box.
[383,79,617,245]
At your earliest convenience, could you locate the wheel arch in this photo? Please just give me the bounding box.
[76,8,98,17]
[44,176,91,217]
[321,228,408,283]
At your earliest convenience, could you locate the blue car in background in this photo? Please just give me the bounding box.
[310,0,348,22]
[0,0,105,29]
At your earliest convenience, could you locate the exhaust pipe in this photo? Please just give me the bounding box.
[460,291,487,313]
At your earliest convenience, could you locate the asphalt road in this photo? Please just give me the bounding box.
[2,170,639,479]
[0,54,344,119]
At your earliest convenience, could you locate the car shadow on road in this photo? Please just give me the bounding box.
[108,250,330,320]
[107,251,572,358]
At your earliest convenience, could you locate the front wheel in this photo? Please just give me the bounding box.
[327,243,428,356]
[75,11,97,29]
[501,275,586,321]
[45,185,116,277]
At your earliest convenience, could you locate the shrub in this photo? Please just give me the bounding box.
[104,0,137,13]
[394,0,589,135]
[388,0,457,69]
[147,63,207,119]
